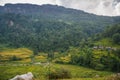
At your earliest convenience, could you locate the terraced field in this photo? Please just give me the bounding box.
[0,48,116,80]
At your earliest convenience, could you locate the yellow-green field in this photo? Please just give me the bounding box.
[0,48,116,80]
[0,48,32,62]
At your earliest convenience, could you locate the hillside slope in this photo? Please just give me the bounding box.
[0,4,120,52]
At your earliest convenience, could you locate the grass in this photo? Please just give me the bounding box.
[54,64,113,78]
[0,65,47,80]
[0,63,113,80]
[63,77,106,80]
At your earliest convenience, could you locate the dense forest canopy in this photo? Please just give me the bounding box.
[0,4,120,53]
[102,24,120,44]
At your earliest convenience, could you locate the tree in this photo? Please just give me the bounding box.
[112,33,120,44]
[48,51,54,61]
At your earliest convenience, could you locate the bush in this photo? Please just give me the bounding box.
[47,68,71,79]
[9,55,22,61]
[114,49,120,57]
[55,59,64,64]
[94,64,105,70]
[112,33,120,44]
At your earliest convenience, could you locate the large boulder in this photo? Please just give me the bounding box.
[10,72,34,80]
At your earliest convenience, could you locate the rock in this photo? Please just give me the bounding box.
[10,72,34,80]
[95,74,99,78]
[34,62,41,65]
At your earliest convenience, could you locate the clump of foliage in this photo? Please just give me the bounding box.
[47,68,71,79]
[99,55,120,72]
[102,24,120,44]
[112,33,120,44]
[69,47,93,67]
[9,55,22,61]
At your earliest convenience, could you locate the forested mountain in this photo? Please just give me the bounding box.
[0,13,86,52]
[0,4,120,52]
[0,3,119,23]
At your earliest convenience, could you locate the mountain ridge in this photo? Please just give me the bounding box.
[0,3,92,15]
[1,3,119,25]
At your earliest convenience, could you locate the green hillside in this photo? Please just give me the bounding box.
[92,24,120,72]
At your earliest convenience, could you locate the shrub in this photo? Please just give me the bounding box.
[112,33,120,44]
[47,68,71,79]
[94,64,105,70]
[55,59,64,64]
[9,55,22,61]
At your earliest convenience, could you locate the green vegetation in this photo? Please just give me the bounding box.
[48,67,71,79]
[0,64,113,80]
[0,6,119,53]
[92,24,120,72]
[98,24,120,45]
[0,3,120,80]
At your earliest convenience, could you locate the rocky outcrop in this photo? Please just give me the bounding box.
[10,72,34,80]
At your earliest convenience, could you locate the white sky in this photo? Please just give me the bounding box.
[0,0,120,16]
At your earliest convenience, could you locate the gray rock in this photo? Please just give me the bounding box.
[10,72,34,80]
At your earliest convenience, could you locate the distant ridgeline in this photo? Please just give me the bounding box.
[0,3,120,23]
[0,3,120,52]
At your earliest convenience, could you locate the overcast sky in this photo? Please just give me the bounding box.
[0,0,120,16]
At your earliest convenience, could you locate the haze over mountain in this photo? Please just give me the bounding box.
[0,0,120,16]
